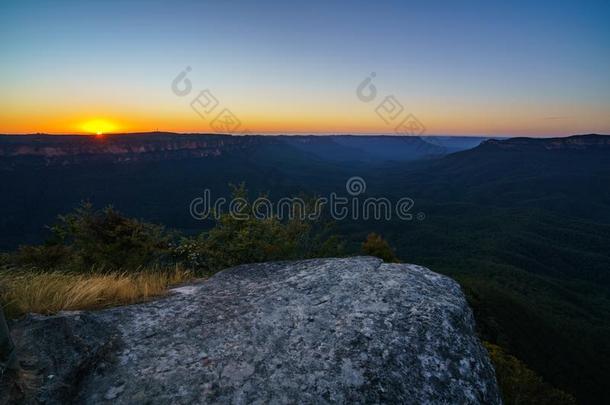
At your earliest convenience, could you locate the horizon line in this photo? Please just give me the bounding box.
[1,131,607,139]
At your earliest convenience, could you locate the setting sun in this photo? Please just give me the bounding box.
[81,119,117,135]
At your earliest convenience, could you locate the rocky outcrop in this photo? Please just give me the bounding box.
[7,257,501,404]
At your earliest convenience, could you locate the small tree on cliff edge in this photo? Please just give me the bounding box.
[361,233,399,263]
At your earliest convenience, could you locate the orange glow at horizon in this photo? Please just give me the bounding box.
[81,119,118,135]
[1,104,609,137]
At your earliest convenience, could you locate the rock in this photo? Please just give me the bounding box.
[8,257,501,404]
[4,312,117,404]
[104,384,125,400]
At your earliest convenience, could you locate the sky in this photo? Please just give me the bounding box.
[1,0,609,136]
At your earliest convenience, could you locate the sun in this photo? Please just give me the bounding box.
[81,119,117,136]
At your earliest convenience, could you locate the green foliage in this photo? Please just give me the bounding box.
[484,342,576,405]
[383,208,610,403]
[5,181,596,403]
[8,188,345,275]
[361,233,399,263]
[13,244,72,270]
[11,202,173,272]
[174,184,344,273]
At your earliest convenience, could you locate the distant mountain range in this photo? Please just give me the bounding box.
[0,133,490,166]
[0,133,608,246]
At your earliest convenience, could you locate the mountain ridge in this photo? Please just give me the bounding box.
[0,133,475,166]
[480,134,610,151]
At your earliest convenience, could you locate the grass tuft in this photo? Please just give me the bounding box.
[0,265,193,318]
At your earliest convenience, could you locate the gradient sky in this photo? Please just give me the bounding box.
[1,0,609,136]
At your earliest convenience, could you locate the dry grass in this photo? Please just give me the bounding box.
[0,266,193,318]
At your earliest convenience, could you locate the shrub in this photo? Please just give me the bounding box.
[174,185,344,272]
[361,233,399,262]
[13,244,72,270]
[0,188,346,318]
[11,203,174,272]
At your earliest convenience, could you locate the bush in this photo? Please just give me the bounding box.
[11,202,173,272]
[13,244,72,270]
[0,188,346,318]
[7,189,345,275]
[361,233,399,262]
[174,185,344,272]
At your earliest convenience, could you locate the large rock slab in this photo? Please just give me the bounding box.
[8,257,501,404]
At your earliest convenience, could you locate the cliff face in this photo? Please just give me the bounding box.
[0,132,457,167]
[7,257,500,404]
[0,133,269,166]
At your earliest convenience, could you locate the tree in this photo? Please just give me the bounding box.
[361,233,399,262]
